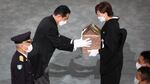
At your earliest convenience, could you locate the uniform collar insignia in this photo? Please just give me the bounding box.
[19,55,24,62]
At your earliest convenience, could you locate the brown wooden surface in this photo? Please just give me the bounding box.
[82,35,101,56]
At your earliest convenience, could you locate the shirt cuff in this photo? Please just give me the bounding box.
[70,40,74,44]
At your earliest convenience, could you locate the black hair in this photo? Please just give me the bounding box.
[54,5,71,17]
[95,1,113,16]
[140,51,150,64]
[138,67,150,82]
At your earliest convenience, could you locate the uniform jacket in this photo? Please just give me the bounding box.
[11,51,34,84]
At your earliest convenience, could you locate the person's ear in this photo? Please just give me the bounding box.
[56,14,63,21]
[18,44,24,51]
[141,56,145,64]
[58,14,63,18]
[104,12,108,17]
[22,44,28,51]
[19,44,23,48]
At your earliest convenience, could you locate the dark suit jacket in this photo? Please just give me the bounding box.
[29,15,74,78]
[11,51,34,84]
[99,18,123,75]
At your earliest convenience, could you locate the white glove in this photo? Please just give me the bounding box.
[74,38,92,51]
[88,49,99,57]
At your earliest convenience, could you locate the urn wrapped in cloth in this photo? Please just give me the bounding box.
[81,24,101,56]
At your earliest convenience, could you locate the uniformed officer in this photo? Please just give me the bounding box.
[11,31,34,84]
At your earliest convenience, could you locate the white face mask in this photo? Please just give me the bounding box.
[98,16,106,22]
[136,62,142,69]
[134,77,139,84]
[58,20,67,26]
[26,44,33,53]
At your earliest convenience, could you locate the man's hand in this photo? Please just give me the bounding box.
[88,49,99,57]
[74,38,92,50]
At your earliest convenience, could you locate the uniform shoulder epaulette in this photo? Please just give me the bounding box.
[19,55,24,62]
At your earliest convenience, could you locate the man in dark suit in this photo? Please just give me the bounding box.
[11,31,34,84]
[29,5,91,84]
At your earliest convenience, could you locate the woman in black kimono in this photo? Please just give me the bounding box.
[93,1,122,84]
